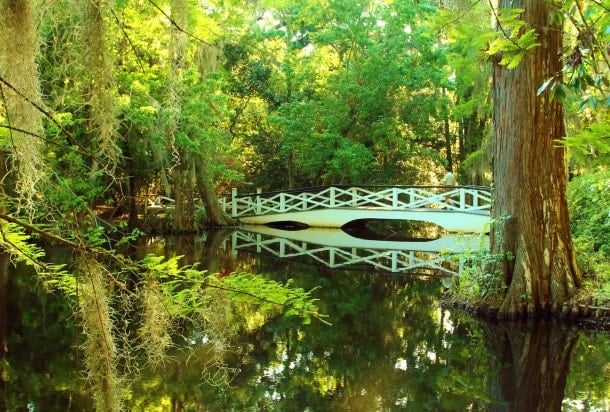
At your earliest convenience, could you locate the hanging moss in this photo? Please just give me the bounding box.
[0,0,45,215]
[79,0,121,172]
[137,279,173,368]
[76,253,125,412]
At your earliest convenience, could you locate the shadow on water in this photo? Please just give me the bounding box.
[0,229,609,410]
[342,219,445,242]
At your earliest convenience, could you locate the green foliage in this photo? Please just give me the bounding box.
[485,8,540,69]
[139,253,326,325]
[452,251,507,304]
[563,117,610,167]
[324,138,374,183]
[568,169,610,294]
[227,0,457,188]
[0,221,69,281]
[536,1,610,116]
[450,218,513,303]
[559,0,610,110]
[43,150,100,212]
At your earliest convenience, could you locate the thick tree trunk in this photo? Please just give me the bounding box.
[0,253,7,355]
[491,0,581,318]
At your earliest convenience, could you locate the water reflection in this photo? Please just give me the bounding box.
[227,223,488,276]
[482,320,578,411]
[1,232,609,411]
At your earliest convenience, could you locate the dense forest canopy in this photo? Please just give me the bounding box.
[17,0,499,224]
[1,0,605,224]
[0,0,609,408]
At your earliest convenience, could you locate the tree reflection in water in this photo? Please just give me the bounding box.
[483,320,578,411]
[0,231,609,410]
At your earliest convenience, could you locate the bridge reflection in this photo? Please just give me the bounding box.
[228,225,488,276]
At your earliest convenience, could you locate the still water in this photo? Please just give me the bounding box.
[1,225,609,411]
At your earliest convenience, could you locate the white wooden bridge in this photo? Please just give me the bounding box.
[230,225,488,276]
[221,185,491,233]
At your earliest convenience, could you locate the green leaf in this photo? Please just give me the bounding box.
[505,52,524,69]
[516,29,539,50]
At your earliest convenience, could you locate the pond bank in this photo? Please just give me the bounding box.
[445,294,610,331]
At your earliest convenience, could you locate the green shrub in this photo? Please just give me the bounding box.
[568,169,610,283]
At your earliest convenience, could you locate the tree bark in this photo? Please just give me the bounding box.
[195,161,235,226]
[490,0,581,318]
[173,159,196,232]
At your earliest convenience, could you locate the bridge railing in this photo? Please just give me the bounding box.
[221,185,492,218]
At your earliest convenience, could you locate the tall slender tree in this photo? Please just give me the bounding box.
[168,0,196,231]
[489,0,581,318]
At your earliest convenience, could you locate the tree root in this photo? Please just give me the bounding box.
[444,295,610,330]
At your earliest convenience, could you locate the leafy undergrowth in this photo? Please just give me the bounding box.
[568,169,610,303]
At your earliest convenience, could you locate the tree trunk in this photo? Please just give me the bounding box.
[173,159,196,232]
[490,0,581,318]
[191,40,234,227]
[195,161,235,226]
[0,253,7,355]
[168,0,196,232]
[442,88,453,170]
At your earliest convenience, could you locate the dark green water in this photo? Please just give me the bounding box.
[1,229,609,411]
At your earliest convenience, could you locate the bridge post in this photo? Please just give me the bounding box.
[330,187,336,207]
[231,231,238,257]
[256,188,262,214]
[350,187,358,207]
[405,187,414,208]
[459,188,466,210]
[231,188,238,217]
[392,188,398,209]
